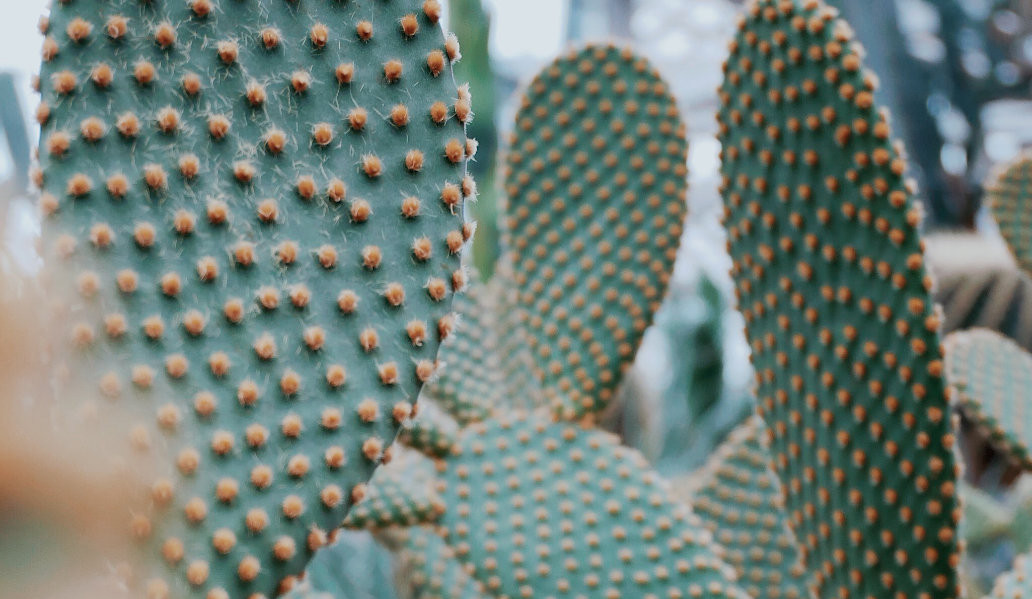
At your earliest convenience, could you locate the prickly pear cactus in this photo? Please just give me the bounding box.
[280,529,400,599]
[501,43,689,419]
[344,452,444,530]
[396,528,488,599]
[945,328,1032,470]
[685,417,810,599]
[986,151,1032,277]
[718,1,961,597]
[430,412,746,599]
[421,278,502,425]
[35,0,469,596]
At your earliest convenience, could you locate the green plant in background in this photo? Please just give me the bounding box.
[34,0,470,596]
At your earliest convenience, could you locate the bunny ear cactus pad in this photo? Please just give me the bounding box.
[36,0,469,596]
[717,1,961,598]
[397,528,489,599]
[501,43,689,419]
[422,278,501,425]
[686,417,810,599]
[344,452,444,529]
[280,529,401,599]
[944,328,1032,470]
[432,411,747,599]
[986,151,1032,277]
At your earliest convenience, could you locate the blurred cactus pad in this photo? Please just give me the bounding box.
[718,0,960,597]
[34,0,470,596]
[500,43,689,419]
[987,152,1032,277]
[946,329,1032,470]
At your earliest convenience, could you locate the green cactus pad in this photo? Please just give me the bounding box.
[717,1,961,597]
[986,151,1032,277]
[987,552,1032,598]
[397,528,489,599]
[500,43,689,419]
[685,417,810,599]
[432,411,747,598]
[422,278,501,425]
[397,400,460,457]
[36,0,469,595]
[945,328,1032,470]
[280,529,400,599]
[343,452,443,530]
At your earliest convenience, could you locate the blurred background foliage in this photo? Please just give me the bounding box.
[4,0,1032,596]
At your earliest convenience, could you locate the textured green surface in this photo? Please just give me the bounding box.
[945,328,1032,470]
[421,278,500,425]
[397,400,460,457]
[986,150,1032,278]
[397,528,489,599]
[432,412,746,599]
[36,0,468,596]
[344,452,443,530]
[685,417,810,599]
[500,43,688,419]
[280,529,400,599]
[718,1,961,597]
[987,551,1032,598]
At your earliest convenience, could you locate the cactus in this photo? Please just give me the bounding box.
[35,0,470,596]
[429,412,744,599]
[343,451,443,530]
[934,267,1032,352]
[500,43,689,419]
[718,1,961,597]
[395,528,489,599]
[987,152,1032,278]
[945,328,1032,470]
[280,529,400,599]
[683,416,810,599]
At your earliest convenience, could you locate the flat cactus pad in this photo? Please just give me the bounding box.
[501,43,689,419]
[718,0,960,597]
[945,328,1032,470]
[986,151,1032,277]
[36,0,468,595]
[432,412,747,598]
[685,417,810,599]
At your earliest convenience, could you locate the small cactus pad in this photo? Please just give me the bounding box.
[986,152,1032,277]
[344,452,443,529]
[685,417,810,599]
[945,328,1032,470]
[432,412,747,598]
[396,528,489,599]
[422,278,501,425]
[281,529,400,599]
[987,552,1032,598]
[36,0,468,595]
[501,43,689,419]
[397,400,460,457]
[718,1,960,597]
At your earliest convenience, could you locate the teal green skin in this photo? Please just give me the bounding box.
[945,328,1032,470]
[422,278,500,425]
[500,43,689,420]
[685,417,810,599]
[432,412,747,599]
[987,152,1032,279]
[343,452,443,530]
[281,530,400,599]
[36,0,468,596]
[717,1,960,597]
[397,527,489,599]
[397,401,460,457]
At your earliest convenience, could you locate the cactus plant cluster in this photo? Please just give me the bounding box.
[19,0,1032,598]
